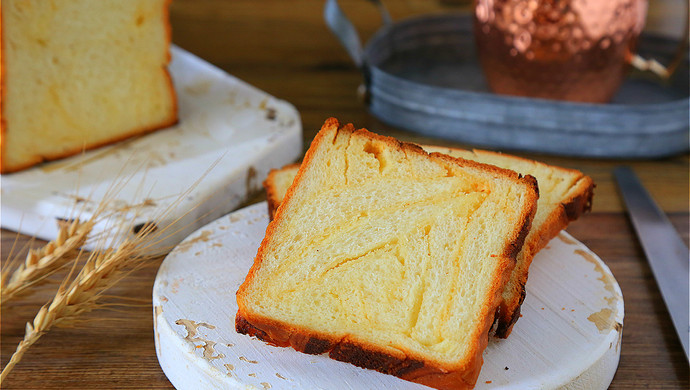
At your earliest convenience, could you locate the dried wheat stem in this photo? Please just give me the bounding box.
[0,219,94,306]
[0,311,47,382]
[0,227,155,382]
[1,157,218,382]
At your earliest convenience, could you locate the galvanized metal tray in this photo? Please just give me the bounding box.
[325,1,689,158]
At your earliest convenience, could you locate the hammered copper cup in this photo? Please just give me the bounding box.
[474,0,648,103]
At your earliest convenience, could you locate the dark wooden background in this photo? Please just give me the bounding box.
[2,1,688,388]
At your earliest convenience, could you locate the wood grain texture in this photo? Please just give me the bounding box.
[2,0,688,388]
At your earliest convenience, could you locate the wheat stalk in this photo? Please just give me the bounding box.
[0,219,94,306]
[0,156,226,382]
[0,177,208,381]
[0,223,157,382]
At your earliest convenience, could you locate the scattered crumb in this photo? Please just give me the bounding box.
[226,343,234,347]
[239,356,258,364]
[485,380,492,384]
[571,309,575,312]
[261,383,272,389]
[194,251,202,256]
[171,279,181,294]
[541,307,545,310]
[245,165,259,200]
[588,308,615,332]
[176,230,213,253]
[266,107,277,121]
[276,373,287,380]
[562,307,566,311]
[184,80,212,95]
[504,366,509,370]
[248,373,257,377]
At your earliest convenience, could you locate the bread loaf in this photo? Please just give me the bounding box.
[263,146,593,338]
[237,118,539,389]
[0,0,177,173]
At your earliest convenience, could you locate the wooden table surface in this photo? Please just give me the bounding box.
[2,1,688,389]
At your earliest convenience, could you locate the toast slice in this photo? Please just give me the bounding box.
[264,162,301,219]
[263,146,593,338]
[423,147,593,337]
[236,118,539,389]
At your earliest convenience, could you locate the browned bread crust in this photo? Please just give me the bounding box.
[237,118,539,389]
[236,313,484,390]
[0,0,178,174]
[263,162,301,219]
[484,152,593,337]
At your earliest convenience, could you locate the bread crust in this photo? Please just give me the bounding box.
[0,0,178,174]
[236,312,482,390]
[494,169,593,338]
[237,118,539,389]
[263,162,301,219]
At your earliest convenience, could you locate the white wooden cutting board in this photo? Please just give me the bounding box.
[0,47,302,251]
[153,202,624,389]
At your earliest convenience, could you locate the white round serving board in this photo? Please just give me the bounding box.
[153,202,624,390]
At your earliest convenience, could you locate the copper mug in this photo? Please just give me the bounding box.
[474,0,648,103]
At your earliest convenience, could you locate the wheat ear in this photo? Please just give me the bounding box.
[0,219,94,306]
[0,224,156,382]
[1,156,224,382]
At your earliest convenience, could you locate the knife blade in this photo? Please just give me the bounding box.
[614,166,689,362]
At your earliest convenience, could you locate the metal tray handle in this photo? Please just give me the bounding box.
[324,0,391,69]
